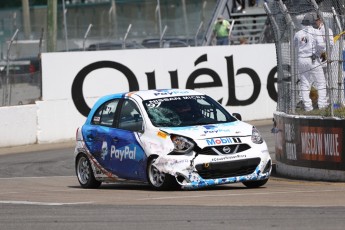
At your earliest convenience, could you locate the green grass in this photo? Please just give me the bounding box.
[293,105,345,118]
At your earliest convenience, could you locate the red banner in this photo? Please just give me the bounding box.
[299,126,342,162]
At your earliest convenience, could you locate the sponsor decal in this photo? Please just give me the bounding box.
[206,137,241,145]
[181,95,205,100]
[211,154,246,162]
[203,125,217,130]
[285,123,297,160]
[203,128,239,134]
[100,141,137,161]
[101,141,108,160]
[110,145,136,161]
[153,89,191,96]
[146,96,183,107]
[300,126,342,162]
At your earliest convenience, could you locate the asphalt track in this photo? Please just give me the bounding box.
[1,120,345,230]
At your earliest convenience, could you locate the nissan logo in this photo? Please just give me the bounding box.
[223,146,231,154]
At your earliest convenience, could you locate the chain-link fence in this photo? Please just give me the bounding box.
[0,71,41,106]
[0,0,272,107]
[265,0,345,117]
[0,0,218,107]
[0,0,218,55]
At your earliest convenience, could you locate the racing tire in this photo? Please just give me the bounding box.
[242,179,268,188]
[76,153,102,189]
[147,157,180,191]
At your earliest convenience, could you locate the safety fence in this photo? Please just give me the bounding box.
[0,1,218,53]
[0,72,41,107]
[265,0,345,117]
[0,0,216,107]
[0,0,274,107]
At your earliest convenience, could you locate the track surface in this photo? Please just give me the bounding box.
[1,120,345,230]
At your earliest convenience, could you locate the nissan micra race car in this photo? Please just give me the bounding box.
[75,89,272,190]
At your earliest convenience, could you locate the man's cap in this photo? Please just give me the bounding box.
[302,13,317,26]
[217,15,224,21]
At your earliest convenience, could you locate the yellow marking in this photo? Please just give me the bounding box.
[157,131,167,139]
[334,31,345,42]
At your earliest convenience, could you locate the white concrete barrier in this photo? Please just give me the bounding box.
[0,104,37,146]
[36,100,86,143]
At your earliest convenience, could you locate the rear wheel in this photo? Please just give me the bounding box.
[147,157,180,190]
[76,153,101,189]
[242,179,268,188]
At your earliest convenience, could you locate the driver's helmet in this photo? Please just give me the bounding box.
[174,100,192,113]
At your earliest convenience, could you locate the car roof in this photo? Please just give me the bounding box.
[125,89,204,100]
[93,89,204,107]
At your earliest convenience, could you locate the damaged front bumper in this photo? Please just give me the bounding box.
[153,151,272,190]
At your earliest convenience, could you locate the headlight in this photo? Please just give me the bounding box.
[251,127,263,144]
[171,135,194,153]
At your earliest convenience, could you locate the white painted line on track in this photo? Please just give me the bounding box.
[0,191,20,195]
[137,189,345,201]
[0,176,75,180]
[0,188,89,195]
[0,200,93,206]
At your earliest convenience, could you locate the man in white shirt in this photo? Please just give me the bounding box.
[294,13,327,111]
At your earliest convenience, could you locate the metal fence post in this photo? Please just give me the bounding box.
[332,7,344,109]
[195,21,204,46]
[278,0,296,113]
[3,29,19,106]
[311,0,334,116]
[123,24,132,49]
[83,24,92,51]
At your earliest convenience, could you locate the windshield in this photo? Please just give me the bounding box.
[143,95,236,127]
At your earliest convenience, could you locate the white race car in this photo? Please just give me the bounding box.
[75,89,272,190]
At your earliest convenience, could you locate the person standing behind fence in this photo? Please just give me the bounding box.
[212,15,231,45]
[314,15,334,77]
[294,13,327,111]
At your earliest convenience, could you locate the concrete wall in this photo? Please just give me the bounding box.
[0,104,37,146]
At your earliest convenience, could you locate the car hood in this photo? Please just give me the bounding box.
[159,121,253,140]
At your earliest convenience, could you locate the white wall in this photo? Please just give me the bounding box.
[0,44,277,147]
[0,104,37,146]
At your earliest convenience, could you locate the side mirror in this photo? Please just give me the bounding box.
[137,129,144,134]
[232,113,242,121]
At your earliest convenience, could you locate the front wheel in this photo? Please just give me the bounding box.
[147,157,180,190]
[242,179,268,188]
[76,153,101,189]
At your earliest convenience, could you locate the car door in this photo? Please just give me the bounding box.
[108,99,147,180]
[83,98,146,181]
[83,99,120,170]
